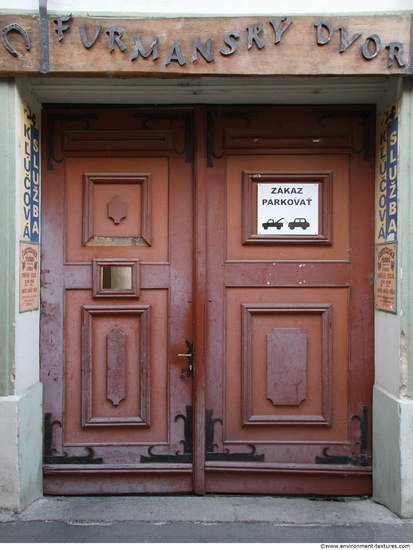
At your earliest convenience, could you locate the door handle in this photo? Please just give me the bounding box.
[178,340,193,378]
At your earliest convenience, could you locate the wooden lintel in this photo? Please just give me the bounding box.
[0,14,412,77]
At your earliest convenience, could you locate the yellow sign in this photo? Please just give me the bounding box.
[376,100,399,244]
[375,243,397,314]
[19,242,39,313]
[20,99,40,243]
[19,100,40,313]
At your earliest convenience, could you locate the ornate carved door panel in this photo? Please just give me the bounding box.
[203,106,374,495]
[41,108,194,493]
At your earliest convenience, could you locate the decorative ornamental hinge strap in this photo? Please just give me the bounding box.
[315,406,368,465]
[134,113,193,163]
[140,405,193,463]
[47,113,99,170]
[206,409,265,461]
[43,413,102,464]
[312,109,371,161]
[206,111,258,167]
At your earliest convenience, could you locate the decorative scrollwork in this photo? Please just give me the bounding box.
[315,406,368,465]
[134,113,192,163]
[206,409,265,461]
[47,113,99,170]
[140,405,193,463]
[44,413,102,464]
[312,109,371,161]
[206,111,258,167]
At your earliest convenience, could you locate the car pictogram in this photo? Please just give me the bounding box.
[262,218,284,230]
[288,218,310,230]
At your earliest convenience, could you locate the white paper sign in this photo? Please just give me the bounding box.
[257,183,319,236]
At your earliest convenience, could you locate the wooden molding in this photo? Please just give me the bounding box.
[225,127,354,151]
[106,327,126,406]
[82,173,152,247]
[241,303,332,426]
[242,171,333,245]
[63,130,173,153]
[92,258,140,298]
[81,304,151,427]
[224,261,350,288]
[0,14,412,77]
[192,106,207,495]
[266,328,307,406]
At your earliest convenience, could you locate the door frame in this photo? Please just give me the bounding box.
[193,106,207,494]
[39,102,375,496]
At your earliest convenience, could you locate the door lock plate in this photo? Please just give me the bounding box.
[178,340,194,378]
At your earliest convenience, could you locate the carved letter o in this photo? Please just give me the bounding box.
[362,34,381,60]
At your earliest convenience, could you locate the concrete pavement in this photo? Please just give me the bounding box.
[1,496,413,542]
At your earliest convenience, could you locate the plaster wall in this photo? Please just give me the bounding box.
[400,80,413,400]
[0,397,19,509]
[2,0,411,15]
[0,384,42,512]
[400,399,413,516]
[15,383,43,512]
[374,315,401,396]
[373,388,413,517]
[14,80,42,396]
[0,78,16,398]
[0,78,42,512]
[373,79,413,518]
[398,79,413,518]
[373,386,402,514]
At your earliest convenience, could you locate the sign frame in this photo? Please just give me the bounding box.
[242,171,332,245]
[19,241,39,313]
[257,182,319,237]
[375,242,397,314]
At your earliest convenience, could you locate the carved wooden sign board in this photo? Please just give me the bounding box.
[0,13,412,76]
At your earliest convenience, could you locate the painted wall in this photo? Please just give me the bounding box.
[2,0,411,15]
[14,79,42,396]
[0,78,42,512]
[373,79,413,518]
[400,80,413,403]
[398,79,413,516]
[0,385,42,512]
[0,79,16,398]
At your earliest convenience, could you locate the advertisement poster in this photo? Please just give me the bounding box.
[375,243,397,314]
[19,100,40,313]
[376,100,399,244]
[19,242,39,313]
[257,183,319,236]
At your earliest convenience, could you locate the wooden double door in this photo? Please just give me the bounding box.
[41,105,374,495]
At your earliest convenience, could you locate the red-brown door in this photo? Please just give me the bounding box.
[41,105,374,495]
[202,105,374,495]
[41,108,194,493]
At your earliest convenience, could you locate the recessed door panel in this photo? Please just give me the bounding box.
[227,155,349,261]
[66,157,168,262]
[226,287,348,441]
